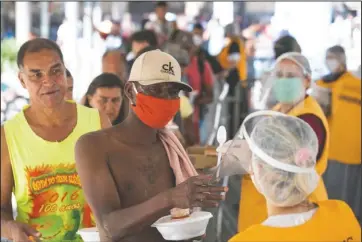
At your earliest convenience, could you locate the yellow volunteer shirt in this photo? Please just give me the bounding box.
[316,71,361,164]
[230,200,361,242]
[218,37,248,85]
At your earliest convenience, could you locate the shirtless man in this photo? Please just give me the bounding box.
[75,50,227,242]
[1,38,110,242]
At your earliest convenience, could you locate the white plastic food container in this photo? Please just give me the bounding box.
[77,227,100,242]
[152,211,213,241]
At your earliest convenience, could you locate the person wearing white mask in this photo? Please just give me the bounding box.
[192,23,206,48]
[314,46,361,223]
[218,23,249,139]
[192,23,225,79]
[218,112,360,241]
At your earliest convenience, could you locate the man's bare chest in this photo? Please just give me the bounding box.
[106,144,175,207]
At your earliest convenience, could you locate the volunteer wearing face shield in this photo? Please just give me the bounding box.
[236,53,330,232]
[224,112,360,241]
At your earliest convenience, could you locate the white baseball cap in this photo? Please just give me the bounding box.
[128,49,192,92]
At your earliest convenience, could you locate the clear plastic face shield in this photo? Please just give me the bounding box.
[258,53,311,111]
[212,110,320,207]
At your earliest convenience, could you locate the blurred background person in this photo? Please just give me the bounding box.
[101,49,129,117]
[192,23,225,81]
[314,45,361,223]
[273,35,302,60]
[144,1,172,46]
[225,113,360,242]
[65,68,74,100]
[127,30,158,71]
[218,23,248,139]
[102,49,128,84]
[84,73,127,125]
[162,17,214,145]
[94,19,123,51]
[164,42,197,147]
[183,37,214,145]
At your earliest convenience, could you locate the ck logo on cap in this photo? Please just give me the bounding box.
[161,62,175,76]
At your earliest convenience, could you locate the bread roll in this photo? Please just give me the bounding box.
[170,208,190,219]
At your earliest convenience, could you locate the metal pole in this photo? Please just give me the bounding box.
[40,2,50,38]
[83,2,93,44]
[63,2,79,96]
[1,2,4,38]
[233,86,241,136]
[15,2,31,46]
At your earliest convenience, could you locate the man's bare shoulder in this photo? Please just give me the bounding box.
[76,125,126,153]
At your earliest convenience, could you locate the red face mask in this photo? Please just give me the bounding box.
[131,92,180,129]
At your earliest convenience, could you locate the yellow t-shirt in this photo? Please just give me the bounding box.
[230,200,361,242]
[316,72,361,164]
[180,95,193,119]
[4,103,101,241]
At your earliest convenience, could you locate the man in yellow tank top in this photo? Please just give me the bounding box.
[237,53,330,232]
[1,38,111,242]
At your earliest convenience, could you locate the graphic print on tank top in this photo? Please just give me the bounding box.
[24,163,93,241]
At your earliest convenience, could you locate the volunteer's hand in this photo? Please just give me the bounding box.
[169,175,228,208]
[6,220,41,242]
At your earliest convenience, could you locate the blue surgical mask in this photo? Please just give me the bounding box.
[272,77,304,103]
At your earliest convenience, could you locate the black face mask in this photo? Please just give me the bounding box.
[322,71,346,83]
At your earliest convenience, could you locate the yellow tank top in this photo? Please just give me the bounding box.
[218,37,248,84]
[237,96,330,232]
[4,103,101,241]
[316,72,361,164]
[230,200,361,242]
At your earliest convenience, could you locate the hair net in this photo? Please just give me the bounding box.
[213,110,320,207]
[275,52,312,77]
